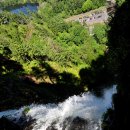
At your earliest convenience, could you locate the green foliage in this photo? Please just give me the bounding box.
[0,0,108,76]
[82,0,94,12]
[48,0,86,16]
[23,107,30,114]
[92,0,106,8]
[82,0,106,12]
[56,23,89,45]
[0,11,28,24]
[48,15,68,35]
[116,0,126,6]
[93,23,109,44]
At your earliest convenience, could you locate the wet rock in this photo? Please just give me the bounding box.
[16,116,36,130]
[23,119,36,130]
[46,126,58,130]
[46,121,58,130]
[46,117,88,130]
[68,117,88,130]
[0,116,21,130]
[62,117,72,130]
[0,116,36,130]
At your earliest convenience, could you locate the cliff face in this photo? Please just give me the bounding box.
[103,1,130,129]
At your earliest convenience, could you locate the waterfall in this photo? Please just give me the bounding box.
[0,85,117,130]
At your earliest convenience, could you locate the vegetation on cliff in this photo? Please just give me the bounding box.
[0,0,108,81]
[0,0,113,110]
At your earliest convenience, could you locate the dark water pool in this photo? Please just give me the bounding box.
[6,3,38,15]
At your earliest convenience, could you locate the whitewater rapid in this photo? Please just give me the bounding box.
[0,85,117,130]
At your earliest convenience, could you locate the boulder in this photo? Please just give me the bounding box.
[68,117,88,130]
[0,116,35,130]
[0,116,21,130]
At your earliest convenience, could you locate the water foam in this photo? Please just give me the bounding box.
[0,85,117,130]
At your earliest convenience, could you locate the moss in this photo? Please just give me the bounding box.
[23,107,30,114]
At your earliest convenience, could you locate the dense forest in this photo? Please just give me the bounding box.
[0,0,111,112]
[0,0,129,130]
[0,0,108,85]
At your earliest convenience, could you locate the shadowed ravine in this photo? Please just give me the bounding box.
[0,85,116,130]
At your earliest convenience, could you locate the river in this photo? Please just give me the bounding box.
[4,3,38,15]
[0,85,116,130]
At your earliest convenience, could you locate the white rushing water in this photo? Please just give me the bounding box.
[0,85,117,130]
